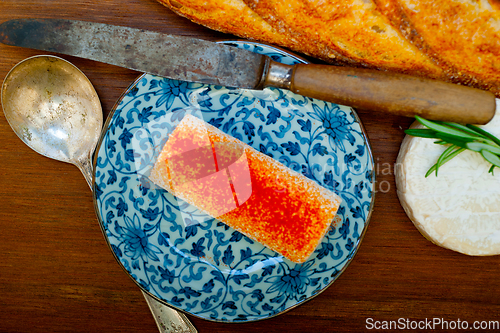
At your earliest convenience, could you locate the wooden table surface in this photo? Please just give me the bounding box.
[1,1,500,332]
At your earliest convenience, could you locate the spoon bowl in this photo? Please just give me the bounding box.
[1,55,196,333]
[1,55,102,181]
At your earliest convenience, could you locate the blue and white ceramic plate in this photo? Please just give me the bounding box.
[92,41,375,322]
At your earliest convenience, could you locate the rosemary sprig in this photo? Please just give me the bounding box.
[405,116,500,177]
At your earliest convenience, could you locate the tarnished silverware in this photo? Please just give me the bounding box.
[1,55,197,333]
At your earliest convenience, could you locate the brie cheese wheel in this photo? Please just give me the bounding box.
[395,101,500,255]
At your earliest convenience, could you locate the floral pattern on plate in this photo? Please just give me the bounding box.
[93,41,375,322]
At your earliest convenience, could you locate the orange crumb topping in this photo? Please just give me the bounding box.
[149,115,341,263]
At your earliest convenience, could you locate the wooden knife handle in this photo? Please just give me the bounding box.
[265,62,496,124]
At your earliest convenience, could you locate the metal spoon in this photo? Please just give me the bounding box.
[1,55,197,333]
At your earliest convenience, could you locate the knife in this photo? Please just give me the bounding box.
[0,18,496,124]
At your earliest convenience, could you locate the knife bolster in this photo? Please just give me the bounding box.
[260,60,293,90]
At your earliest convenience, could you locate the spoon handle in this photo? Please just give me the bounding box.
[75,155,198,333]
[75,156,94,188]
[142,291,198,333]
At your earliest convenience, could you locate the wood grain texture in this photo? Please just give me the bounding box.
[1,1,500,333]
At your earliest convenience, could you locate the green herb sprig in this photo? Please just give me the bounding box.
[405,116,500,177]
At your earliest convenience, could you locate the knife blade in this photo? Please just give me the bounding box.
[0,18,266,89]
[0,18,496,124]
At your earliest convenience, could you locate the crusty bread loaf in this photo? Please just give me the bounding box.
[149,115,341,263]
[244,0,444,78]
[242,0,353,64]
[375,0,500,96]
[158,0,297,52]
[157,0,500,97]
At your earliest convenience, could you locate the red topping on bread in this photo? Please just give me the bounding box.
[149,114,341,263]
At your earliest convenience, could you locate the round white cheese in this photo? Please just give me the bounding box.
[395,101,500,255]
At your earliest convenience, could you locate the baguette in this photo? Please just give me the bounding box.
[157,0,500,97]
[158,0,298,54]
[244,0,444,77]
[242,0,354,64]
[375,0,500,95]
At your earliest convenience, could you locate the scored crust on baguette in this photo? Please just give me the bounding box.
[305,0,444,77]
[158,0,352,63]
[157,0,299,53]
[156,0,500,97]
[242,0,355,65]
[245,0,444,77]
[374,0,500,95]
